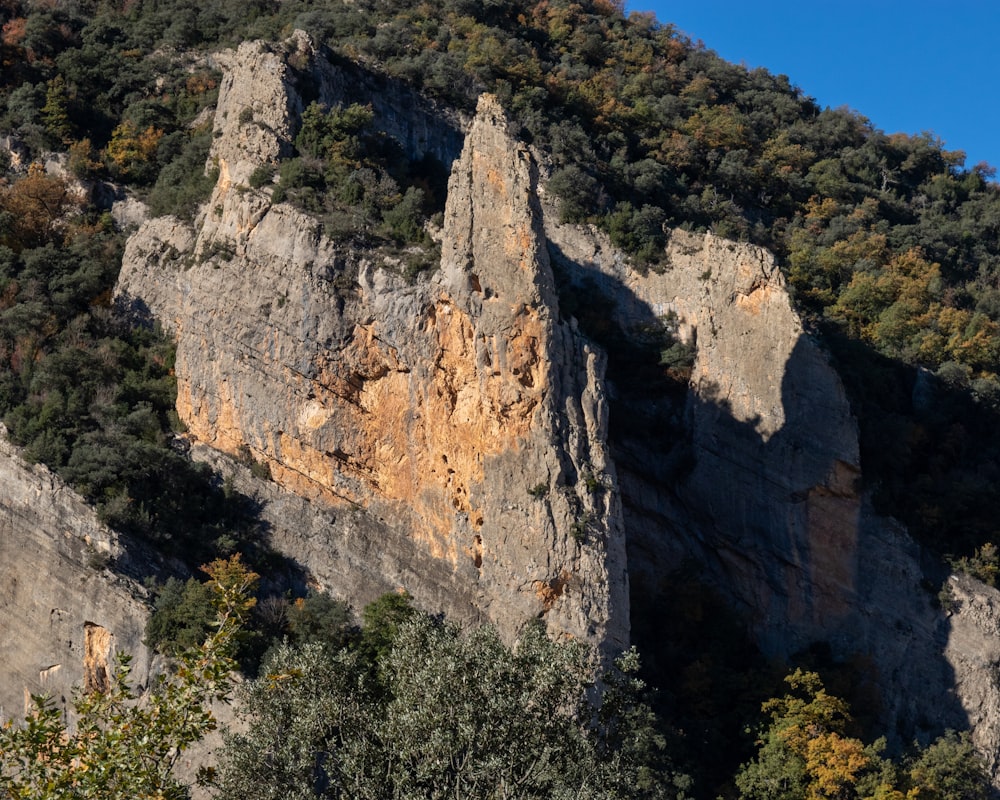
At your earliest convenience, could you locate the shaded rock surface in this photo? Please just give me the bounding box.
[103,31,1000,782]
[544,218,982,763]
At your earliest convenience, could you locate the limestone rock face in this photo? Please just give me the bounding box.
[116,41,628,651]
[545,226,861,642]
[0,430,152,727]
[205,34,463,196]
[943,575,1000,783]
[208,39,304,186]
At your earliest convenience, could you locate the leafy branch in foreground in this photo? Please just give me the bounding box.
[0,555,258,800]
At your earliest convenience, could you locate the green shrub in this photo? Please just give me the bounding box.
[954,543,1000,586]
[381,185,426,243]
[146,128,217,220]
[287,590,354,649]
[603,202,667,265]
[144,576,216,656]
[248,163,275,188]
[547,164,599,224]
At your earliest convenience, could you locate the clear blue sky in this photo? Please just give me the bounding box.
[624,1,1000,171]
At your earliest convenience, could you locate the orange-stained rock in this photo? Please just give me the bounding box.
[111,37,1000,781]
[117,57,628,653]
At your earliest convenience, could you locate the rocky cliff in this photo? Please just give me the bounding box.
[111,32,1000,780]
[544,219,976,754]
[0,427,153,728]
[116,36,628,652]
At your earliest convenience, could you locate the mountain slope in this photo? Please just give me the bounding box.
[3,0,1000,793]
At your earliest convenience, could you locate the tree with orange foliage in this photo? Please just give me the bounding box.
[0,164,75,249]
[737,669,989,800]
[105,120,163,183]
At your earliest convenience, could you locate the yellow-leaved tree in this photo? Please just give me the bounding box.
[736,668,990,800]
[105,120,163,183]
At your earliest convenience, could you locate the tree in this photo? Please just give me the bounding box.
[0,165,74,250]
[547,164,599,223]
[381,617,599,799]
[356,589,415,666]
[905,731,990,800]
[144,575,217,656]
[295,101,374,170]
[41,75,73,145]
[736,670,991,800]
[105,120,163,183]
[735,669,893,800]
[0,555,258,800]
[286,590,354,650]
[215,606,688,800]
[213,641,378,800]
[381,185,426,243]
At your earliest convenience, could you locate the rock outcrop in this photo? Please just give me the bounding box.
[116,38,628,652]
[0,429,152,728]
[205,33,463,192]
[544,219,978,757]
[943,575,1000,782]
[543,224,866,647]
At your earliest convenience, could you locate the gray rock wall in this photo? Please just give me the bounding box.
[543,217,986,760]
[109,30,1000,782]
[0,429,152,729]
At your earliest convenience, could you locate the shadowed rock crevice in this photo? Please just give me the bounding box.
[544,221,970,763]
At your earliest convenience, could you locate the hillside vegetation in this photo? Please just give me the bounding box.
[3,569,991,800]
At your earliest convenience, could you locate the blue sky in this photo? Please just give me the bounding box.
[624,2,1000,172]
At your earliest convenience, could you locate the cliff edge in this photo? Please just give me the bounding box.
[111,34,1000,780]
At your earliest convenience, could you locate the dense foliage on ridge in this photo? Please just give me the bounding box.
[0,168,266,562]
